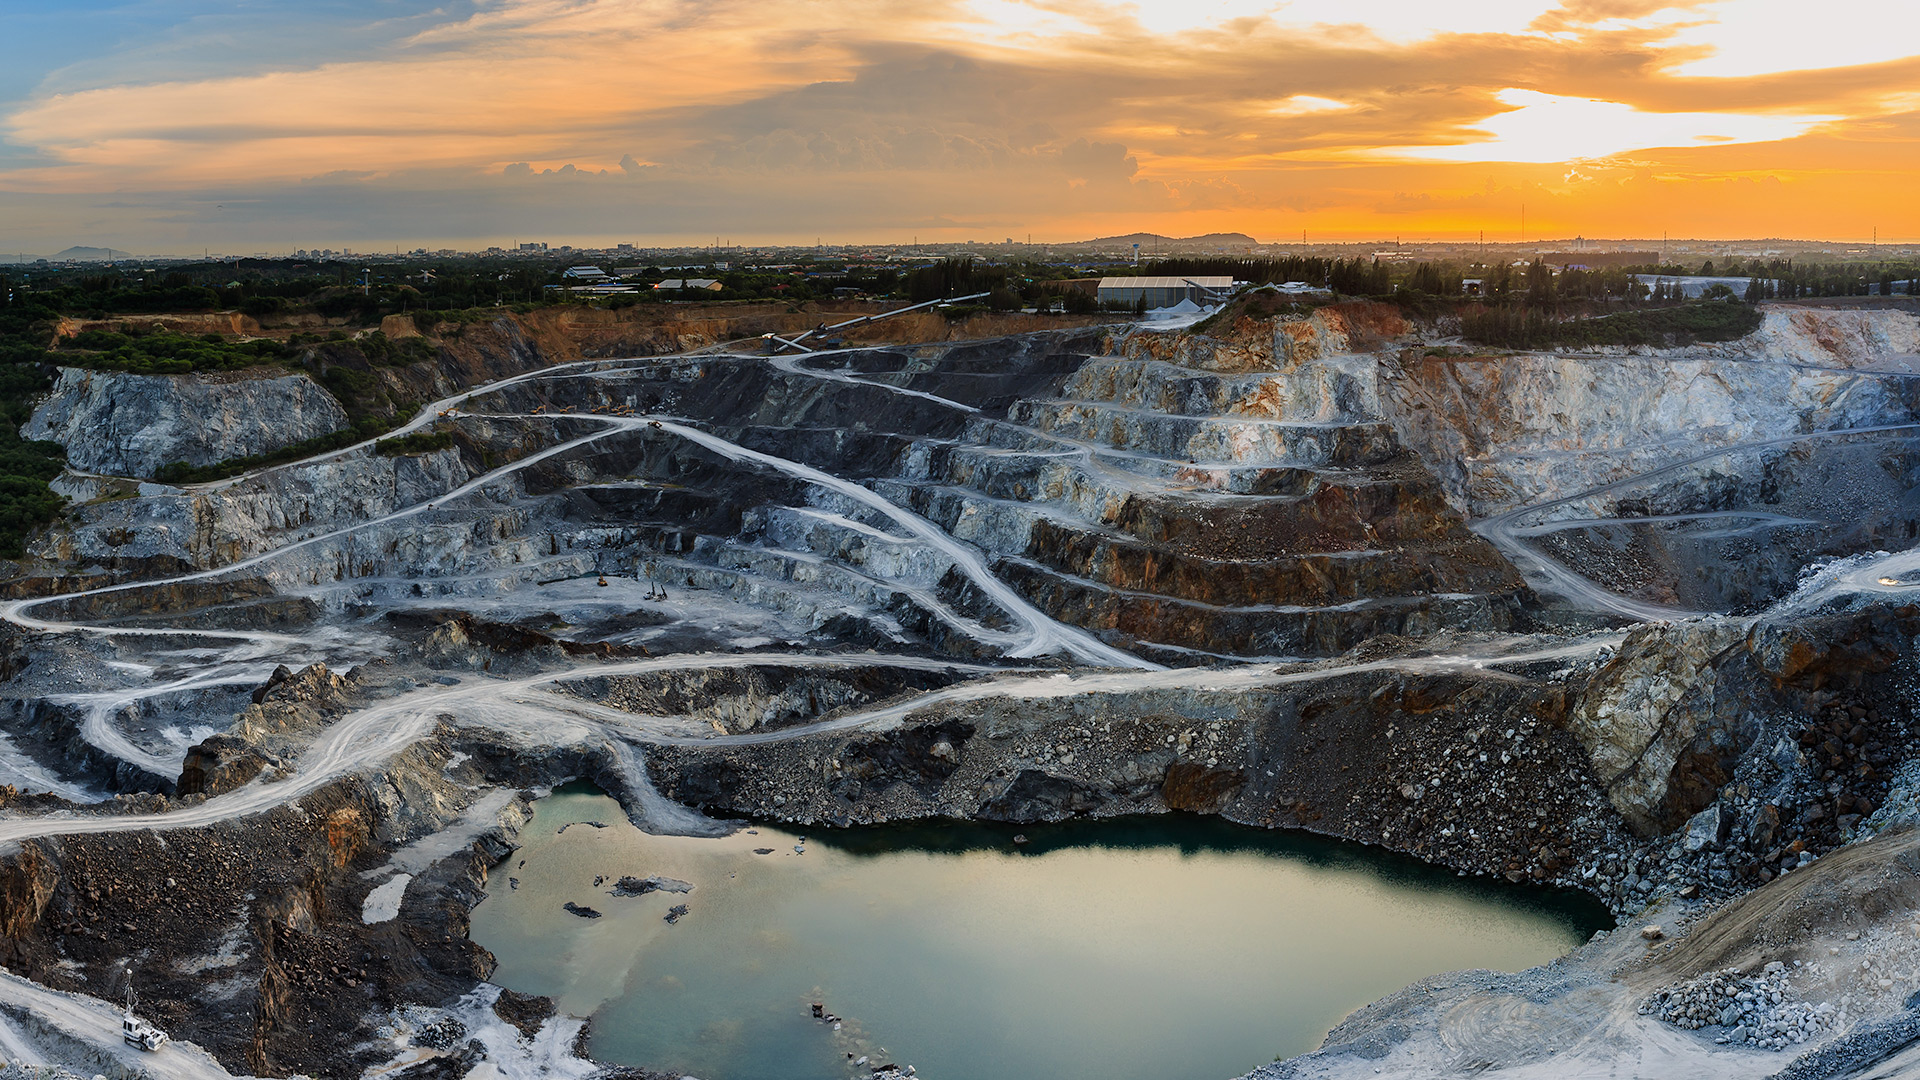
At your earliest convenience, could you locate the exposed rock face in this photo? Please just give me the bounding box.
[1354,305,1920,614]
[1379,307,1920,520]
[1252,823,1920,1080]
[875,313,1526,658]
[1160,762,1247,812]
[1114,299,1408,379]
[648,657,1638,898]
[0,697,567,1080]
[26,315,1524,662]
[19,304,1920,1080]
[25,367,350,478]
[176,733,272,797]
[1569,619,1753,834]
[35,441,473,574]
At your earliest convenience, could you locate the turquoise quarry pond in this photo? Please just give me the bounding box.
[472,785,1609,1080]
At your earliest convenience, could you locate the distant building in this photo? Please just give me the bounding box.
[654,278,723,292]
[561,266,611,282]
[1096,276,1234,310]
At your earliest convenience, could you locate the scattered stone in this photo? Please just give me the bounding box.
[562,902,603,919]
[663,904,689,924]
[1641,925,1665,941]
[491,988,556,1039]
[1642,964,1833,1051]
[410,1017,468,1050]
[610,875,694,897]
[1682,804,1728,853]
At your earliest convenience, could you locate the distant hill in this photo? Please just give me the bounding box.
[1059,232,1260,250]
[49,246,132,261]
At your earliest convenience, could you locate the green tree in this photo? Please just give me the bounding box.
[1525,259,1554,305]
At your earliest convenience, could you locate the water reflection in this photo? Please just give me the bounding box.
[472,784,1610,1080]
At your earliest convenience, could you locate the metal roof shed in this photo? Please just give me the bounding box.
[1095,276,1234,310]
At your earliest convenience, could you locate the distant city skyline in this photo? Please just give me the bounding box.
[2,0,1917,253]
[8,233,1918,267]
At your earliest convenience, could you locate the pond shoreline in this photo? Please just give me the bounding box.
[472,782,1611,1080]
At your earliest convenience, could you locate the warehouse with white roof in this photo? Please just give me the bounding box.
[1095,276,1235,310]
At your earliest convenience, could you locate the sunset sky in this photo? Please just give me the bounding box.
[2,0,1916,254]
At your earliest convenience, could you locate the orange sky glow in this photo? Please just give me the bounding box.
[1,0,1916,251]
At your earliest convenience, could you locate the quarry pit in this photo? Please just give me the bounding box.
[3,298,1920,1079]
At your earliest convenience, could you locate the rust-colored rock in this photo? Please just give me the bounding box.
[177,734,271,797]
[1161,763,1247,813]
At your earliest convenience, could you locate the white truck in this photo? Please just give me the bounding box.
[122,990,169,1052]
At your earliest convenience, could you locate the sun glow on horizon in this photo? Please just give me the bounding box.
[0,0,1913,250]
[1389,89,1844,164]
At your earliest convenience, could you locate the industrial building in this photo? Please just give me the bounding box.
[1095,276,1235,310]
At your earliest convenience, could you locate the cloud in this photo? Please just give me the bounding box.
[1059,138,1138,183]
[1661,0,1920,77]
[1388,89,1842,163]
[301,169,377,184]
[1528,0,1715,32]
[0,0,1914,248]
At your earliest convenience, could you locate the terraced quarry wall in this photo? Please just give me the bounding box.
[1367,305,1920,614]
[12,303,1920,1080]
[1379,306,1920,520]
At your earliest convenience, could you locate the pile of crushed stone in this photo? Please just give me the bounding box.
[1640,962,1835,1050]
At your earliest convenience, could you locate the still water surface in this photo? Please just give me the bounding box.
[472,785,1608,1080]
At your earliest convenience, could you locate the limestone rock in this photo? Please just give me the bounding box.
[977,768,1106,823]
[35,438,472,570]
[176,733,272,797]
[1378,307,1920,519]
[1568,618,1751,835]
[25,366,350,478]
[610,875,693,897]
[1682,802,1729,852]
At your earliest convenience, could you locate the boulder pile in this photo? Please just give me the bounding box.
[1640,962,1833,1050]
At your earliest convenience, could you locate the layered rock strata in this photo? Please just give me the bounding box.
[26,367,350,478]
